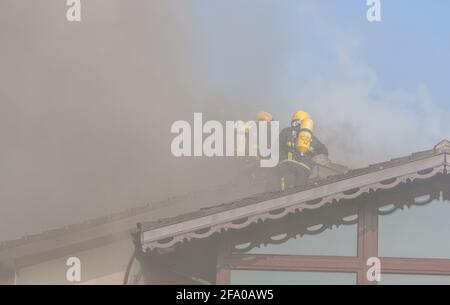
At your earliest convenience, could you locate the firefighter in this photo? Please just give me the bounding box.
[238,111,274,186]
[256,111,273,123]
[236,111,273,156]
[276,110,328,191]
[255,111,277,192]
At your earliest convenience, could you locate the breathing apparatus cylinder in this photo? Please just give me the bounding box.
[296,118,314,154]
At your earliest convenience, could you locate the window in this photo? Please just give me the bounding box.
[217,179,450,285]
[379,274,450,285]
[234,220,357,257]
[230,270,357,285]
[379,197,450,259]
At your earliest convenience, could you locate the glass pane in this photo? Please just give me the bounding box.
[379,197,450,259]
[230,270,357,285]
[233,217,358,256]
[379,274,450,285]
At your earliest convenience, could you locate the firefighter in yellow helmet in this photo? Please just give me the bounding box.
[256,111,273,122]
[276,110,328,191]
[237,111,273,155]
[237,111,274,189]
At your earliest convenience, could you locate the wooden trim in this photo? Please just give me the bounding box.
[141,154,445,250]
[227,255,361,273]
[380,258,450,275]
[356,270,366,284]
[222,202,380,285]
[220,182,450,285]
[358,202,379,285]
[216,238,231,284]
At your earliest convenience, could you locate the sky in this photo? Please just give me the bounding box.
[196,0,450,106]
[194,0,450,164]
[1,0,450,241]
[321,0,450,102]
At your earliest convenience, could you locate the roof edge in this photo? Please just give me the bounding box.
[140,151,448,251]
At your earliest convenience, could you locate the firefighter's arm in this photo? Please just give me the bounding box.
[278,129,287,154]
[311,136,329,156]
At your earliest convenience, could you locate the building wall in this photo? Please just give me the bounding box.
[14,238,133,285]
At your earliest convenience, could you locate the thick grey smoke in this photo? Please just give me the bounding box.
[274,4,447,167]
[0,1,239,240]
[0,1,448,241]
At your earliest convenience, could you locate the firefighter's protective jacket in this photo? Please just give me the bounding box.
[278,127,328,173]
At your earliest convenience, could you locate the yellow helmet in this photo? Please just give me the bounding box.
[256,111,273,122]
[291,110,310,122]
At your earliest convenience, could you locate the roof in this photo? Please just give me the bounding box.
[0,179,266,266]
[136,140,450,252]
[0,152,347,266]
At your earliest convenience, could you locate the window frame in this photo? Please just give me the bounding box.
[216,179,450,285]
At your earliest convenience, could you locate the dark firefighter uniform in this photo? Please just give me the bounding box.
[276,112,328,191]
